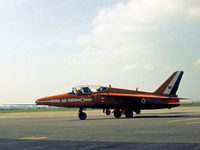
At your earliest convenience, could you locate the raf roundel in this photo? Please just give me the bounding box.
[141,98,146,104]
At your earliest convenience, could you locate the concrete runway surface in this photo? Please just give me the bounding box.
[0,107,200,150]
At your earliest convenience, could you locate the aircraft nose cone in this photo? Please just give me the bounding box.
[35,99,41,105]
[35,100,38,104]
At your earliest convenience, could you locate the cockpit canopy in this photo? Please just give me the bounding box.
[71,85,108,95]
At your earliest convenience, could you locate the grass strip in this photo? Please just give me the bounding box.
[0,108,78,113]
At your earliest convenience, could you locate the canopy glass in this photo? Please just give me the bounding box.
[72,85,108,94]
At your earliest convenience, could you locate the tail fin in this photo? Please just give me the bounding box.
[154,71,184,95]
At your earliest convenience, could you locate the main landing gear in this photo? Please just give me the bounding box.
[78,108,87,120]
[124,110,133,118]
[114,109,133,119]
[114,109,122,118]
[113,109,140,119]
[135,109,141,114]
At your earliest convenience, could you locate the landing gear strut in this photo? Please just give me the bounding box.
[114,109,122,118]
[78,108,87,120]
[106,109,111,115]
[103,109,111,115]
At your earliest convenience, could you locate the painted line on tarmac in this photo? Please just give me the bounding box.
[168,118,200,123]
[18,137,47,140]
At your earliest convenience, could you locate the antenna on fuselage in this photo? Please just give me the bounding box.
[136,87,138,91]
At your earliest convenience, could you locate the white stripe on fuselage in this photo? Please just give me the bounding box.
[39,98,92,103]
[163,71,181,95]
[68,98,92,102]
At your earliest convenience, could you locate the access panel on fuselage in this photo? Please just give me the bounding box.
[93,95,130,108]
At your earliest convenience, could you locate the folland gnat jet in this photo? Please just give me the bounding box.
[36,71,192,120]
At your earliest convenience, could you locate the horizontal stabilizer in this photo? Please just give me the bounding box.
[168,102,196,105]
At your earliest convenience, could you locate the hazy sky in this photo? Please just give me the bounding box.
[0,0,199,104]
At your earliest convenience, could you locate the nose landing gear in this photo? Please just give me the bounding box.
[78,108,87,120]
[79,112,87,120]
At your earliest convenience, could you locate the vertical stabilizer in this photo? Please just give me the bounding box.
[154,71,184,95]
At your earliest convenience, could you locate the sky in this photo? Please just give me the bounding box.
[0,0,199,104]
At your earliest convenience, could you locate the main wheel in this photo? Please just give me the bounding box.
[125,110,133,118]
[79,112,87,120]
[114,109,121,118]
[135,109,141,114]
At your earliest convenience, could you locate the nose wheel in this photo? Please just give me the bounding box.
[78,108,87,120]
[78,112,87,120]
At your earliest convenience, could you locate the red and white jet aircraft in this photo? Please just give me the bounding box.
[36,71,191,120]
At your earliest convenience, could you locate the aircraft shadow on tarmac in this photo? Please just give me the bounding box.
[133,115,192,119]
[69,114,198,121]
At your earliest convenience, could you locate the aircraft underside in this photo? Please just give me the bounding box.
[77,105,179,120]
[50,103,179,120]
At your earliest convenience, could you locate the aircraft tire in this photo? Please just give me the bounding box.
[114,110,121,118]
[135,109,141,114]
[125,110,133,118]
[79,112,87,120]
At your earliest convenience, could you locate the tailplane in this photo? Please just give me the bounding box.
[154,71,184,95]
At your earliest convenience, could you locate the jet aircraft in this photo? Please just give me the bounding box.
[36,71,191,120]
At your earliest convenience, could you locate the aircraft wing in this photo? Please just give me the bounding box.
[98,93,186,100]
[98,93,193,105]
